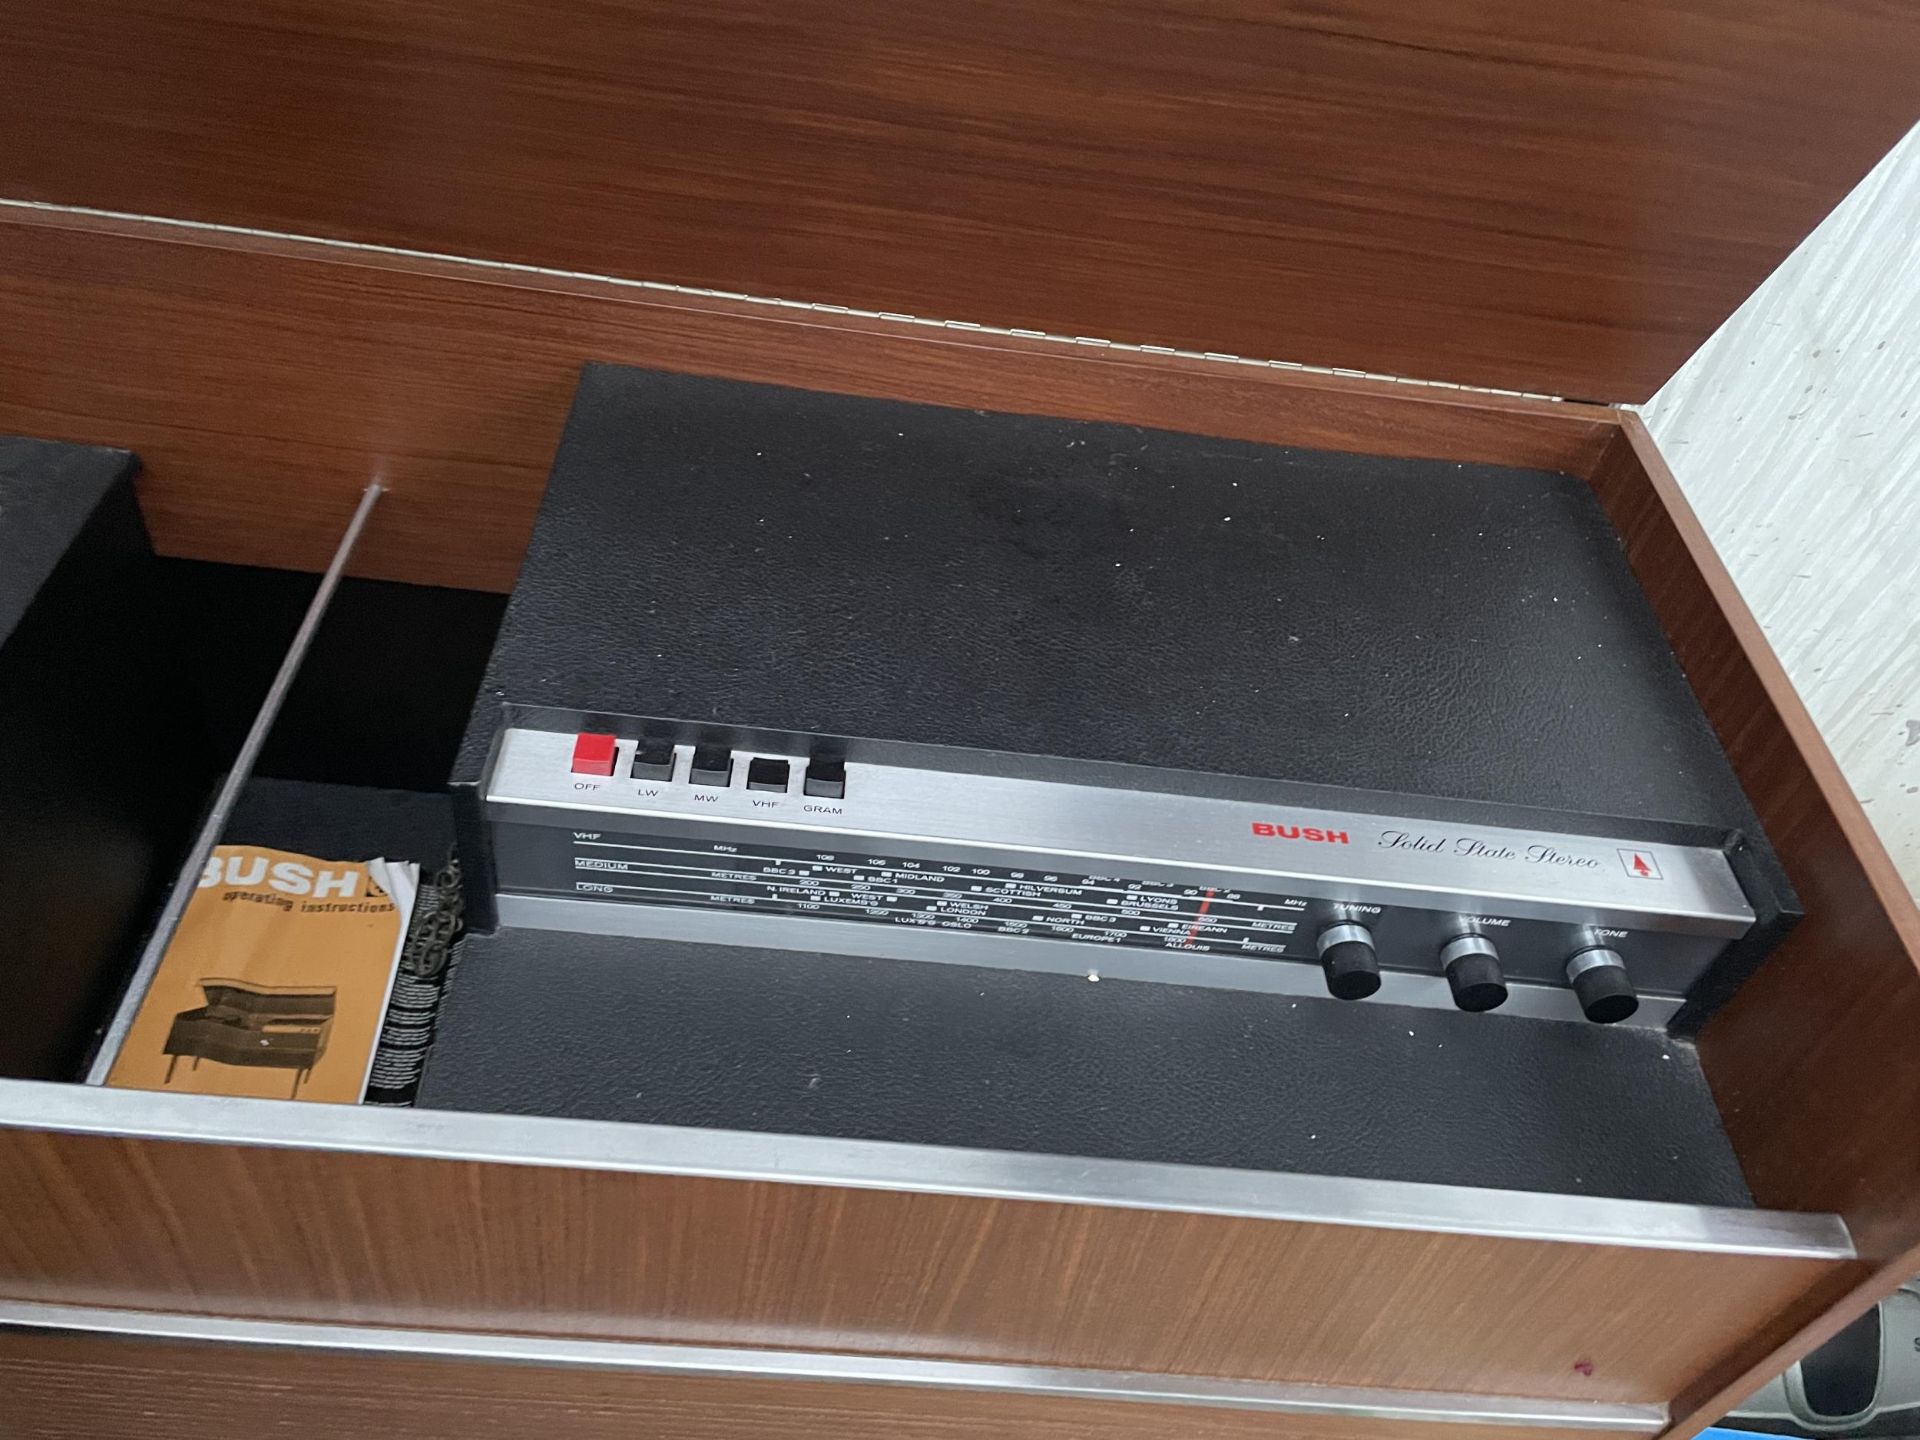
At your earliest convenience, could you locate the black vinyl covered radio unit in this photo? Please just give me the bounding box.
[451,364,1795,1035]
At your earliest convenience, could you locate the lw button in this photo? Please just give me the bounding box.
[630,737,676,781]
[570,732,618,777]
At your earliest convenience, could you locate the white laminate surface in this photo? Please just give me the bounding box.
[1641,124,1920,898]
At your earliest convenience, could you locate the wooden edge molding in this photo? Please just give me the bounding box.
[0,1124,1844,1404]
[0,206,1618,591]
[1584,417,1920,1437]
[1590,418,1920,1237]
[1664,1251,1918,1440]
[0,1321,1659,1440]
[0,1300,1671,1437]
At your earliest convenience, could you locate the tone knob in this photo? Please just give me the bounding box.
[1316,922,1381,1000]
[1567,947,1639,1024]
[1440,934,1508,1012]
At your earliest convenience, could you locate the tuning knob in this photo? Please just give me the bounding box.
[1440,934,1508,1012]
[1567,947,1639,1024]
[1316,922,1381,1000]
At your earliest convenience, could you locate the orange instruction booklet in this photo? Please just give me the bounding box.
[106,845,418,1103]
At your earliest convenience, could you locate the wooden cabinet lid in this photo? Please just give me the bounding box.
[3,2,1915,402]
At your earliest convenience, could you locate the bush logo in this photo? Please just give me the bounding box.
[200,851,365,898]
[1250,822,1350,845]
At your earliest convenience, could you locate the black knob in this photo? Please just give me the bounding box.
[1568,948,1639,1024]
[1440,935,1508,1012]
[1316,922,1381,1000]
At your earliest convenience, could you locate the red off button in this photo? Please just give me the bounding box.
[571,732,618,776]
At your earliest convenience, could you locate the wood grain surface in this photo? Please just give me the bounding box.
[1589,420,1920,1255]
[1,151,1919,1429]
[1584,418,1920,1433]
[0,210,1614,591]
[0,1126,1850,1404]
[0,1327,1654,1440]
[4,2,1917,401]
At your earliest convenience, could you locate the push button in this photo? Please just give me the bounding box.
[630,737,676,781]
[570,732,618,777]
[747,757,791,792]
[690,746,733,786]
[803,758,847,798]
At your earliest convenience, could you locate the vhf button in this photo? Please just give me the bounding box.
[747,757,791,792]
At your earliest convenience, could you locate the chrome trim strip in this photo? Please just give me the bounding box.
[494,892,1688,1028]
[0,1079,1855,1259]
[488,727,1756,933]
[0,1300,1668,1430]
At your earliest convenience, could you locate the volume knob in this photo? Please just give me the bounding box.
[1440,934,1508,1013]
[1567,947,1639,1024]
[1317,922,1381,1000]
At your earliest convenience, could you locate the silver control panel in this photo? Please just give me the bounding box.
[484,726,1755,1027]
